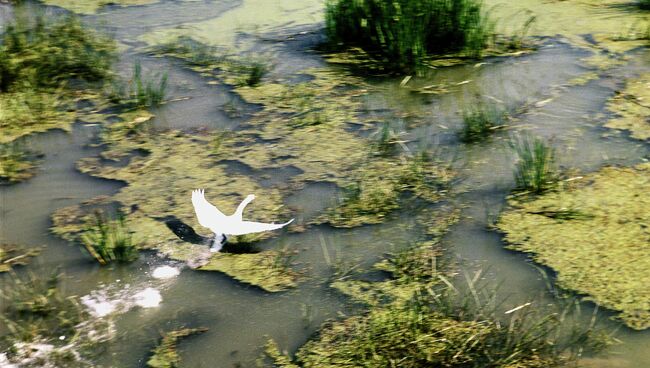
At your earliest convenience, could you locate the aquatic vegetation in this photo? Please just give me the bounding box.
[0,244,40,272]
[510,135,557,194]
[200,250,300,292]
[0,88,76,144]
[80,211,139,265]
[0,142,35,184]
[147,327,208,368]
[605,73,650,141]
[325,0,493,72]
[108,62,168,108]
[268,240,609,367]
[460,100,508,143]
[0,11,115,91]
[0,271,112,367]
[240,61,268,87]
[0,9,114,143]
[40,0,159,14]
[498,163,650,329]
[640,0,650,10]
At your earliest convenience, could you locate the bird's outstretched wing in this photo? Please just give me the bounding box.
[225,219,294,236]
[191,189,226,231]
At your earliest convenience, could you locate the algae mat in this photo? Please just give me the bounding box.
[497,163,650,329]
[605,73,650,142]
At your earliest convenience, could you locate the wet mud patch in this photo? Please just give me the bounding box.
[497,163,650,329]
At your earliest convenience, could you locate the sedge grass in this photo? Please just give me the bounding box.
[80,211,139,265]
[325,0,493,72]
[460,100,508,143]
[510,135,557,194]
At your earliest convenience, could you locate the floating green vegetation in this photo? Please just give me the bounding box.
[200,249,300,292]
[0,9,115,143]
[510,135,557,194]
[460,100,508,143]
[497,163,650,330]
[147,327,208,368]
[0,244,40,272]
[40,0,159,14]
[324,0,492,72]
[0,142,35,184]
[318,152,452,228]
[0,271,112,366]
[605,73,650,142]
[80,211,139,265]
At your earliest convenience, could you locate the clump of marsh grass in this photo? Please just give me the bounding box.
[460,99,508,143]
[80,210,139,265]
[325,0,494,72]
[0,10,114,92]
[510,135,557,194]
[106,62,168,108]
[269,270,611,367]
[372,121,407,156]
[241,61,268,87]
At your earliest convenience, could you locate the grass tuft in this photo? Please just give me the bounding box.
[0,142,35,184]
[80,211,139,265]
[460,99,508,143]
[325,0,493,72]
[510,135,557,194]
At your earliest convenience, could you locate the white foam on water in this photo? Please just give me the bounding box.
[81,290,119,318]
[132,287,162,308]
[152,265,180,279]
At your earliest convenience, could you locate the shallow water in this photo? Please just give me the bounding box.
[1,1,649,367]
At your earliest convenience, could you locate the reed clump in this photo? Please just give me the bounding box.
[510,135,557,194]
[460,100,508,143]
[108,62,168,108]
[325,0,493,72]
[80,211,139,265]
[0,12,114,92]
[269,272,611,367]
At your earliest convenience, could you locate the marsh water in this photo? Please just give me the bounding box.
[1,1,650,367]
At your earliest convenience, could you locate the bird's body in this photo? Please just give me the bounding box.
[191,189,293,252]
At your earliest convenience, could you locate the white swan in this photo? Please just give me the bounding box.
[191,189,293,252]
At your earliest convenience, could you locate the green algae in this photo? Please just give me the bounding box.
[0,90,76,144]
[605,73,650,141]
[40,0,159,14]
[147,327,208,368]
[497,163,650,329]
[140,0,324,50]
[199,250,300,292]
[0,244,39,272]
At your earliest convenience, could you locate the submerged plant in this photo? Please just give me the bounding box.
[325,0,493,72]
[460,100,508,143]
[147,328,208,368]
[510,135,557,194]
[130,61,168,108]
[80,210,139,265]
[372,121,406,156]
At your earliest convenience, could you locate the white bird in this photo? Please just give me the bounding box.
[191,189,293,252]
